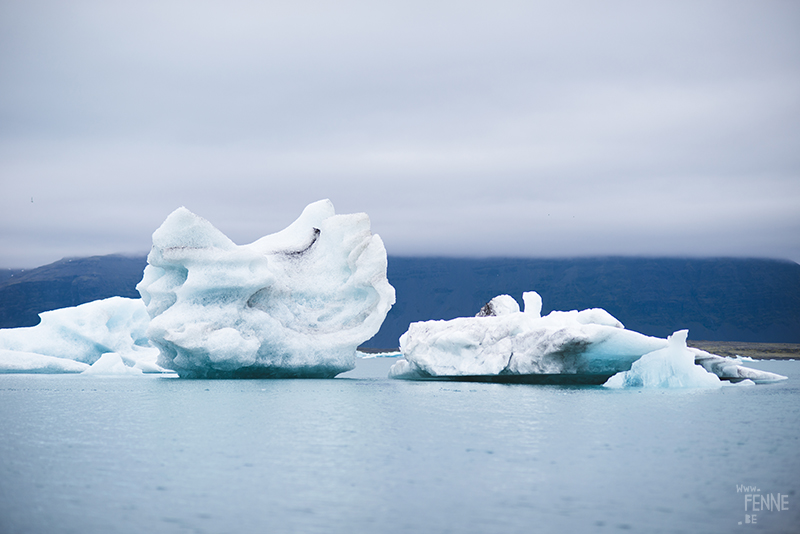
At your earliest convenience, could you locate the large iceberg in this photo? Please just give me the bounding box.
[0,296,161,374]
[137,200,395,378]
[389,292,786,385]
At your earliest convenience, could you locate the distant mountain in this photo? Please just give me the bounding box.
[1,254,798,345]
[0,255,148,328]
[0,268,25,284]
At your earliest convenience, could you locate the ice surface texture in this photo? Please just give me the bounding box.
[390,292,786,385]
[0,296,159,373]
[136,200,395,378]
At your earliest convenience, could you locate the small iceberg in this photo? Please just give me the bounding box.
[390,292,787,385]
[0,297,162,374]
[603,330,722,388]
[82,353,144,376]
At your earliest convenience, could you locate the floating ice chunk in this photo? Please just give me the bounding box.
[390,292,786,385]
[137,200,395,378]
[390,291,664,381]
[388,357,418,378]
[723,379,755,387]
[82,353,144,375]
[690,349,786,384]
[0,297,160,373]
[603,330,722,388]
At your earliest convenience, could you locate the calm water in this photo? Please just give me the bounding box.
[1,359,798,534]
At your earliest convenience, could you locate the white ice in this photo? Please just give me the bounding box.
[390,292,787,385]
[0,349,90,374]
[0,296,162,374]
[390,291,666,379]
[356,350,403,359]
[603,330,722,388]
[137,199,395,378]
[82,352,145,375]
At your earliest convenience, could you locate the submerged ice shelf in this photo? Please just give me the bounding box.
[389,292,786,386]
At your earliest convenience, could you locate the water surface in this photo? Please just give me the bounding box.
[1,359,797,533]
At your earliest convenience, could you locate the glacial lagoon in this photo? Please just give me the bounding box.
[1,358,798,534]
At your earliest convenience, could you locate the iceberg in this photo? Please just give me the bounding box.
[137,200,395,378]
[603,330,722,388]
[82,352,145,375]
[389,292,786,385]
[0,296,161,374]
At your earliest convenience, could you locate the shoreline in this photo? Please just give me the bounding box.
[687,341,799,360]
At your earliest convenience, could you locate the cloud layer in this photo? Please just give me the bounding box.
[2,1,799,267]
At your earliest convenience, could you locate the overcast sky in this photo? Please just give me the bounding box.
[1,0,798,268]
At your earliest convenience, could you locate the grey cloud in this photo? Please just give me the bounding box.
[1,0,799,267]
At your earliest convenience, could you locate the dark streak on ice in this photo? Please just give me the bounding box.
[283,228,320,257]
[499,352,515,375]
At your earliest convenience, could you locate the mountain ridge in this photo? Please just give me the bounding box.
[1,254,798,345]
